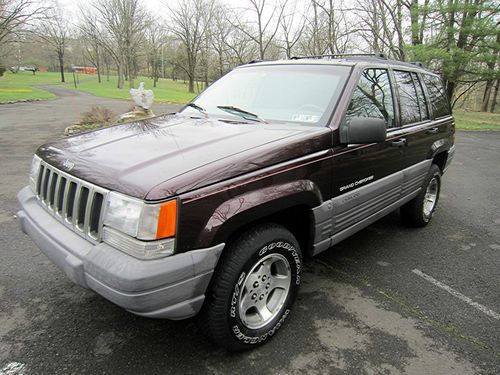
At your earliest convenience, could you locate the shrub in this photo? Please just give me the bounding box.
[79,106,115,125]
[0,65,6,77]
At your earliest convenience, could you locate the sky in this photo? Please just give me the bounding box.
[56,0,312,22]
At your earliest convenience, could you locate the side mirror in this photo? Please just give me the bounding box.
[340,117,387,144]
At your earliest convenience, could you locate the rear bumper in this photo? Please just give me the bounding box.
[17,186,224,320]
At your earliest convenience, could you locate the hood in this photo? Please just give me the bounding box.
[37,114,330,200]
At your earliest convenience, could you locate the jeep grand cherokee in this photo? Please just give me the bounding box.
[17,54,455,350]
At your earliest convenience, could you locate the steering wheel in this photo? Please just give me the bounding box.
[298,104,323,113]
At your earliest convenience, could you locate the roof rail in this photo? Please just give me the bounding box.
[290,53,388,60]
[247,59,266,64]
[410,61,426,68]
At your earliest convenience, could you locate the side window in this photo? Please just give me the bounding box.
[412,72,429,122]
[345,68,395,128]
[394,70,420,125]
[422,74,451,118]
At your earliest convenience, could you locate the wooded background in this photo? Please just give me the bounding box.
[1,0,498,111]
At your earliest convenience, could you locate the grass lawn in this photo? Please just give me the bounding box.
[0,71,60,102]
[0,71,196,104]
[71,75,196,104]
[454,110,500,131]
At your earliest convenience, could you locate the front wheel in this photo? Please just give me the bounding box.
[197,223,302,351]
[401,164,442,227]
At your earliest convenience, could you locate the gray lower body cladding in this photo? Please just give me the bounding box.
[17,186,225,320]
[312,159,432,255]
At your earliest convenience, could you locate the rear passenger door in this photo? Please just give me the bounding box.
[392,70,451,194]
[392,70,433,168]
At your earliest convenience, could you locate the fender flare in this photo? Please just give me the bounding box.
[205,180,323,247]
[427,138,451,160]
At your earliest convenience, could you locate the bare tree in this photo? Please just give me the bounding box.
[37,1,68,82]
[354,0,405,60]
[79,10,103,83]
[167,0,214,93]
[0,0,47,47]
[231,0,286,60]
[83,0,147,89]
[209,4,232,78]
[224,27,259,66]
[279,0,307,58]
[312,0,356,55]
[145,17,167,87]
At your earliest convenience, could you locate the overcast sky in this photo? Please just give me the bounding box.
[56,0,313,23]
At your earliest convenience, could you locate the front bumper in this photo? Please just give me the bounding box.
[17,186,224,320]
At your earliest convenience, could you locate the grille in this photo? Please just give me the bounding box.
[35,160,109,242]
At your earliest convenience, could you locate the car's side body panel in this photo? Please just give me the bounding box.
[176,132,333,251]
[311,159,431,255]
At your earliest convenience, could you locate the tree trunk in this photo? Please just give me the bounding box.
[219,53,223,78]
[204,65,209,89]
[490,79,499,113]
[58,54,65,83]
[95,46,101,84]
[410,0,420,45]
[446,79,456,104]
[117,62,123,89]
[188,76,194,93]
[481,80,493,112]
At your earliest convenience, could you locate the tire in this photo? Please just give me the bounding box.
[401,164,442,227]
[197,223,302,351]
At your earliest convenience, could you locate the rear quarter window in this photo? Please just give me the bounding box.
[422,74,451,118]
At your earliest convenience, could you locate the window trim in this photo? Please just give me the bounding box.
[411,72,430,122]
[392,69,430,127]
[421,73,452,120]
[341,66,398,130]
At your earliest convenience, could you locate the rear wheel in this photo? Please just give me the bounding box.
[401,164,441,227]
[197,223,302,351]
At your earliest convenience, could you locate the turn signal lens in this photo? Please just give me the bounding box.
[156,200,177,239]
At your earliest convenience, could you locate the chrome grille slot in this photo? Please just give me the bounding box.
[76,187,89,230]
[41,168,51,201]
[34,160,109,242]
[56,177,67,214]
[89,192,104,238]
[48,172,58,207]
[36,165,45,194]
[66,182,77,222]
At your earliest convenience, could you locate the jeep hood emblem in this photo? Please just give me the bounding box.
[62,159,75,171]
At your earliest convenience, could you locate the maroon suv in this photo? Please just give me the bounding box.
[17,55,455,350]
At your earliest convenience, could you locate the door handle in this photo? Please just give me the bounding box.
[391,138,406,147]
[426,127,439,134]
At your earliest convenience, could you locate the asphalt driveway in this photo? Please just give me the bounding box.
[0,92,498,374]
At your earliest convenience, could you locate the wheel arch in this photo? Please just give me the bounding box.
[208,180,322,255]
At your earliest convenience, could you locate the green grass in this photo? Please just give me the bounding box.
[0,71,60,102]
[454,110,500,131]
[0,70,196,104]
[70,75,196,104]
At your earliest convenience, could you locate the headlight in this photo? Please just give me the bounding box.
[29,155,42,192]
[103,192,178,259]
[104,192,143,237]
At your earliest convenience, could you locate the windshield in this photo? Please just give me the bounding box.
[181,64,351,125]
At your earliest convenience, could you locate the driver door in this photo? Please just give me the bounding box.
[330,68,405,234]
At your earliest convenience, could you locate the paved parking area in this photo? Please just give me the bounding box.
[0,92,498,374]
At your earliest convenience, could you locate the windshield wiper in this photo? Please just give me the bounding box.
[185,102,208,117]
[217,105,267,123]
